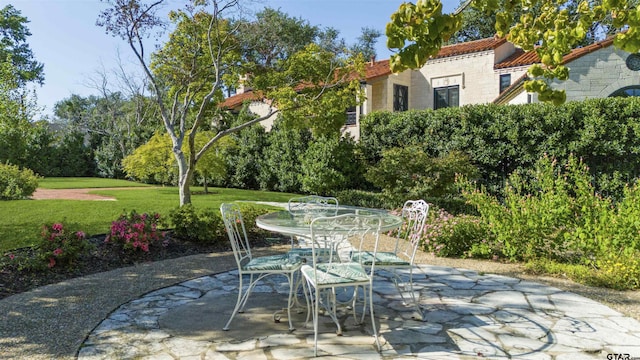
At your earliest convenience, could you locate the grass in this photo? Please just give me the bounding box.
[37,177,152,189]
[0,178,298,252]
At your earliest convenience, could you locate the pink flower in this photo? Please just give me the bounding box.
[53,248,63,256]
[52,223,63,232]
[7,253,15,260]
[48,258,56,268]
[76,231,85,239]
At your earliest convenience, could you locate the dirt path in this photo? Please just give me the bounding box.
[31,187,150,201]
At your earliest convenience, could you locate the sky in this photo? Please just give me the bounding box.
[6,0,457,118]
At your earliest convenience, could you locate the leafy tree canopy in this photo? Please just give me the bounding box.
[98,0,364,206]
[386,0,640,104]
[0,5,44,86]
[350,27,383,60]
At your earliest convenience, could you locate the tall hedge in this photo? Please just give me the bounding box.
[359,97,640,198]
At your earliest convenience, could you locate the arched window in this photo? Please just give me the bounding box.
[610,86,640,97]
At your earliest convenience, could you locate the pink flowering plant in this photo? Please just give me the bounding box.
[38,222,92,269]
[106,210,165,253]
[415,208,493,259]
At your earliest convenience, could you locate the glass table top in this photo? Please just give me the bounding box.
[256,206,402,237]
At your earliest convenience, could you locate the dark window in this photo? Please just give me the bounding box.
[610,86,640,97]
[499,74,511,94]
[434,85,459,110]
[393,84,408,111]
[345,106,357,125]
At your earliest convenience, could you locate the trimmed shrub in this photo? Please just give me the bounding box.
[235,204,272,238]
[365,146,477,207]
[0,163,39,200]
[169,205,225,245]
[300,135,365,195]
[359,97,640,200]
[335,189,388,209]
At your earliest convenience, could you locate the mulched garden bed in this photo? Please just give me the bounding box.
[0,233,289,300]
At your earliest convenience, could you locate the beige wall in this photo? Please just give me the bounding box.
[248,102,278,131]
[553,47,640,100]
[412,50,499,108]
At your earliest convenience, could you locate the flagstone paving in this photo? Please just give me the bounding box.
[78,264,640,359]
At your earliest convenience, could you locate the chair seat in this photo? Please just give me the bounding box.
[351,251,411,266]
[301,262,369,286]
[288,247,332,259]
[242,254,303,272]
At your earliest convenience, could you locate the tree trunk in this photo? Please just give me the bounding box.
[179,179,192,206]
[175,149,193,206]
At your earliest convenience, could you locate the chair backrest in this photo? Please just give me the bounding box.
[220,203,252,269]
[395,199,429,263]
[309,214,382,275]
[288,195,339,217]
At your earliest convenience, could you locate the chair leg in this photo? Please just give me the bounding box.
[223,273,245,331]
[285,272,296,331]
[368,284,382,352]
[406,269,425,321]
[392,268,424,321]
[312,284,320,357]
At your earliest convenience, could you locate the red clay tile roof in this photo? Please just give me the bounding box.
[494,48,539,69]
[562,36,615,64]
[495,36,616,69]
[434,37,507,59]
[365,59,391,81]
[219,90,263,109]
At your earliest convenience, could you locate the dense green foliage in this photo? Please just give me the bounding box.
[169,204,225,245]
[54,93,160,178]
[460,155,640,264]
[0,163,39,200]
[224,117,267,190]
[300,135,364,195]
[365,146,477,206]
[258,122,311,193]
[0,5,44,86]
[417,155,640,290]
[359,98,640,200]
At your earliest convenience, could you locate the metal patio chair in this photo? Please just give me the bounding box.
[301,213,383,356]
[220,203,304,332]
[350,199,429,320]
[287,195,340,259]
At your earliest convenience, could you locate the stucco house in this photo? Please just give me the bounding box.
[221,36,640,140]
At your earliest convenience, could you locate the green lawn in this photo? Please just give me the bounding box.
[1,178,298,252]
[37,177,152,189]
